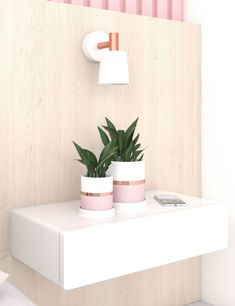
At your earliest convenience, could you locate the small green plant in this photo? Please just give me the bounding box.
[98,117,144,162]
[73,141,117,177]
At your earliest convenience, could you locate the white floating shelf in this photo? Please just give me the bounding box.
[10,190,228,290]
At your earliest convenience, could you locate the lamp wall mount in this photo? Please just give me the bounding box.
[82,31,108,62]
[82,31,129,85]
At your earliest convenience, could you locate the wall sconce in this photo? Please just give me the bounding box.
[82,31,129,85]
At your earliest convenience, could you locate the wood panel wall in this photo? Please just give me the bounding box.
[49,0,184,20]
[0,0,201,305]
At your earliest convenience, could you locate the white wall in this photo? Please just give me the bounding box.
[184,1,235,305]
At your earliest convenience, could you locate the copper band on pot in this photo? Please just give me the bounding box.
[81,191,113,197]
[113,179,145,186]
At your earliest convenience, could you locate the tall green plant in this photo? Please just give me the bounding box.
[73,140,117,177]
[98,118,144,162]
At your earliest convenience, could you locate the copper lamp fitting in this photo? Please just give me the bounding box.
[97,32,119,51]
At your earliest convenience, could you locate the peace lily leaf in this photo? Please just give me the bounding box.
[98,127,109,146]
[105,117,117,132]
[125,118,139,146]
[102,126,117,140]
[73,140,116,177]
[98,118,145,162]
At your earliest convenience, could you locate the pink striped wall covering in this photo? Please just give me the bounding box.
[48,0,184,21]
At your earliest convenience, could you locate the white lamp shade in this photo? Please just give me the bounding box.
[98,51,129,85]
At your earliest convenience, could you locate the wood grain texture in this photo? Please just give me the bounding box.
[0,0,201,305]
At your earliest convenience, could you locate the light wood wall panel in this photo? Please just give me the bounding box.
[0,1,201,305]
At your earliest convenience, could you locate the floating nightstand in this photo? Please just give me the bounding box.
[10,190,228,290]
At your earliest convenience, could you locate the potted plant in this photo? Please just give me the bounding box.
[98,118,146,212]
[73,140,117,214]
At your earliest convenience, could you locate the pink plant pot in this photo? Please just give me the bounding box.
[80,175,113,211]
[113,184,145,203]
[108,161,145,203]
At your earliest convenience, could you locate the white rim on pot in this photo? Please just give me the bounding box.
[108,160,145,183]
[81,175,113,194]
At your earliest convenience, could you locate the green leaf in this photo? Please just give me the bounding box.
[98,127,109,146]
[124,118,139,147]
[84,149,97,166]
[73,141,89,165]
[73,141,100,177]
[105,117,117,132]
[117,130,125,156]
[99,142,111,163]
[132,149,144,161]
[133,133,140,145]
[99,141,117,163]
[76,117,145,174]
[97,149,117,172]
[134,143,141,151]
[123,142,135,161]
[102,126,117,140]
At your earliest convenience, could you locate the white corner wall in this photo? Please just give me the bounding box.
[184,1,235,305]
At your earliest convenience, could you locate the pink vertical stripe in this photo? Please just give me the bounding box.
[120,0,125,12]
[141,0,154,17]
[107,0,121,11]
[125,0,138,14]
[171,0,183,21]
[84,0,90,6]
[102,0,108,9]
[157,0,170,19]
[89,0,103,8]
[51,0,68,2]
[152,0,157,17]
[71,0,85,4]
[137,0,142,15]
[49,0,184,21]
